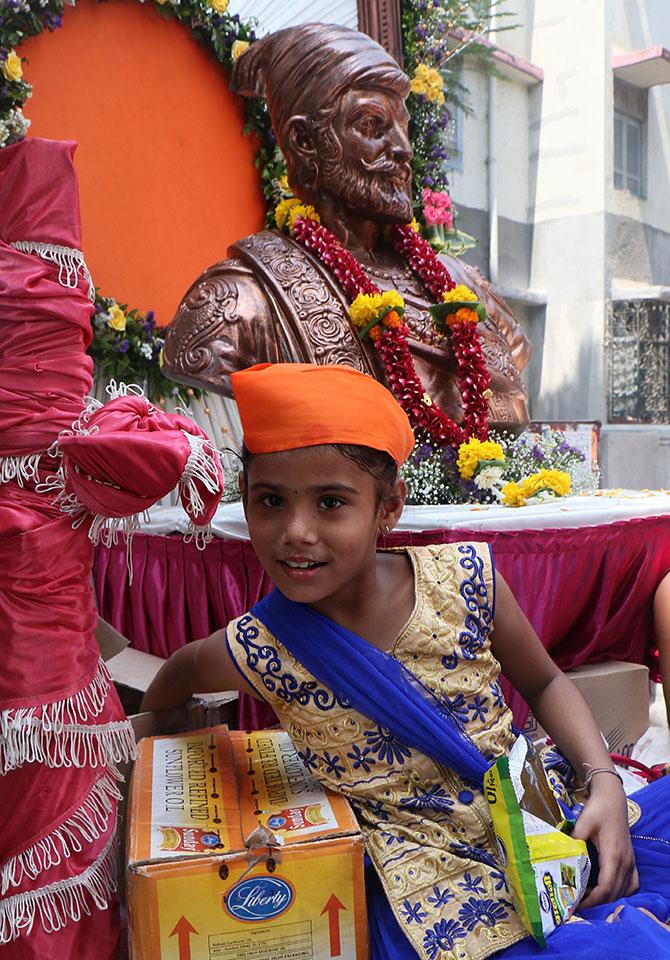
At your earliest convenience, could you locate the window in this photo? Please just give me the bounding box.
[606,300,670,422]
[443,107,463,173]
[614,112,642,195]
[613,79,647,197]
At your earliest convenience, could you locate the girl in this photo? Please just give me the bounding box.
[143,362,670,959]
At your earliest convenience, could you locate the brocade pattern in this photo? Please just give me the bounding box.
[228,544,530,958]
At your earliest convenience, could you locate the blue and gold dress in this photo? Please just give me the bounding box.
[225,542,670,960]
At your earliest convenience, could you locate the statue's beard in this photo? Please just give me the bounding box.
[321,159,413,224]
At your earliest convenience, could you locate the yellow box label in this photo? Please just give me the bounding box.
[231,730,358,843]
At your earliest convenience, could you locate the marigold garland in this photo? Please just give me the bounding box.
[283,207,491,448]
[501,468,572,507]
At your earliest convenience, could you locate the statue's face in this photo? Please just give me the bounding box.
[321,87,413,223]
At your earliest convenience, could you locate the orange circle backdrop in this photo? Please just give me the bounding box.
[20,0,266,324]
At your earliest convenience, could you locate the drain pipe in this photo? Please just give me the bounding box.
[488,14,499,285]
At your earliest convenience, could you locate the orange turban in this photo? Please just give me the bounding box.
[231,363,415,464]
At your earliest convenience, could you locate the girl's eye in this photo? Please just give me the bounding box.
[319,495,344,510]
[260,493,283,508]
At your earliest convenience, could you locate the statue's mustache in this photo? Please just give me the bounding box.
[360,157,412,183]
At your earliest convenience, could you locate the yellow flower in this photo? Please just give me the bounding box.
[286,202,320,231]
[209,0,228,9]
[275,198,300,230]
[521,469,571,499]
[1,51,22,83]
[443,285,478,303]
[349,293,382,328]
[107,303,127,332]
[380,289,404,311]
[278,174,290,193]
[231,39,250,61]
[409,218,421,233]
[502,481,526,507]
[411,63,444,105]
[457,438,505,480]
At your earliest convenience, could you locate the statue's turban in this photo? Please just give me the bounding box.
[230,23,409,137]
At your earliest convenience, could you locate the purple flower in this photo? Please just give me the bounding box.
[116,339,129,353]
[414,442,433,465]
[45,12,62,29]
[532,445,544,461]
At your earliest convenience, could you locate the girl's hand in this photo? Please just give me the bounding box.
[571,774,639,908]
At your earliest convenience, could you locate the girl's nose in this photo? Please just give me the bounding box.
[283,508,318,545]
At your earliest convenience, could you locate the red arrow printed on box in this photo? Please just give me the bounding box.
[320,894,346,957]
[169,915,198,960]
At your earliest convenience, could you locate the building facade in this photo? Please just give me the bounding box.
[451,0,670,486]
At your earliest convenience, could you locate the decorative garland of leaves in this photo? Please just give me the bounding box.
[400,0,511,254]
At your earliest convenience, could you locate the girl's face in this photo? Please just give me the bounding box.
[242,445,403,613]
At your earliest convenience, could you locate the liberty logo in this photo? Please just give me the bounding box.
[224,876,294,922]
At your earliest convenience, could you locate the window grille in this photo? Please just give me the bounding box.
[606,299,670,423]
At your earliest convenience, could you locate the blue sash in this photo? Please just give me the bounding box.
[251,588,490,783]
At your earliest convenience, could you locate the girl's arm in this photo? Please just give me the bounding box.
[491,573,638,909]
[653,571,670,727]
[141,628,262,713]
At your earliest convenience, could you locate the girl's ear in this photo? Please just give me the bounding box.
[378,477,406,535]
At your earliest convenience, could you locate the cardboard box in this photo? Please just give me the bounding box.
[523,660,650,757]
[127,727,368,960]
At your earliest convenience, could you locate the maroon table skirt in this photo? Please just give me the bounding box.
[94,515,670,729]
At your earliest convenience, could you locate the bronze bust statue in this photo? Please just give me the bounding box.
[163,23,531,431]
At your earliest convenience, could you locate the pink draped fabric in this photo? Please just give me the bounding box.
[93,514,670,728]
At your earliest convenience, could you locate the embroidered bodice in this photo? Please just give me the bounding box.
[226,542,531,959]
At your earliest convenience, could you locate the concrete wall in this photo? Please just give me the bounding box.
[600,426,670,487]
[528,0,609,422]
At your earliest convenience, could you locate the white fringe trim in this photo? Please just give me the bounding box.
[104,379,146,401]
[0,452,42,487]
[10,240,95,301]
[179,431,223,520]
[183,520,214,550]
[1,773,122,895]
[0,825,118,943]
[0,660,137,774]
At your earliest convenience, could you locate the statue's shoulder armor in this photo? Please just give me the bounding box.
[162,254,274,393]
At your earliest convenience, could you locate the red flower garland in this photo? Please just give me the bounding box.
[291,217,491,447]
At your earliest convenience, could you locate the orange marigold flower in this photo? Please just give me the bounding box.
[369,325,383,341]
[383,310,401,329]
[453,307,478,324]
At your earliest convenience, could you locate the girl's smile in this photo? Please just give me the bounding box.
[241,445,409,636]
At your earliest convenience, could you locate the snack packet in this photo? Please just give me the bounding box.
[484,736,590,946]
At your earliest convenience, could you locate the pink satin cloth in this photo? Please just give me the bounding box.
[93,515,670,730]
[0,139,94,458]
[60,396,222,525]
[0,138,222,955]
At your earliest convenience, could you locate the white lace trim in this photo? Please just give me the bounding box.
[0,453,42,487]
[10,240,95,301]
[1,772,122,895]
[0,825,118,943]
[0,659,137,774]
